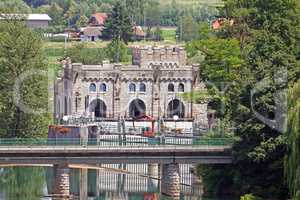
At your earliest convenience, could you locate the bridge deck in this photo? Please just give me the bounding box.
[0,145,232,164]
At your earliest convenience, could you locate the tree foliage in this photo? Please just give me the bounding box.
[103,1,133,44]
[0,19,51,138]
[189,0,300,199]
[285,81,300,200]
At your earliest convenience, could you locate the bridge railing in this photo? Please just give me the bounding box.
[0,138,233,147]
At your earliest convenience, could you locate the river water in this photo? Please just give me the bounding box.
[0,164,231,200]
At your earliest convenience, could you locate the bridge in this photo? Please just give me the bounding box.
[0,138,232,164]
[0,137,233,198]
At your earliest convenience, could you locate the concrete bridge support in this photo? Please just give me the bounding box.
[53,164,70,197]
[148,163,159,191]
[161,163,180,198]
[79,168,88,200]
[148,163,159,178]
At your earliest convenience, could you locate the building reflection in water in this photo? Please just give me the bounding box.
[48,163,203,200]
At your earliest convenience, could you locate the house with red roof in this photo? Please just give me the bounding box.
[80,13,108,41]
[212,18,234,30]
[88,13,108,27]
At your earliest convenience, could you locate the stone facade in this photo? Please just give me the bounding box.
[54,46,207,124]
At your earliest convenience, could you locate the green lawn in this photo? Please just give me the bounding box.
[162,28,177,42]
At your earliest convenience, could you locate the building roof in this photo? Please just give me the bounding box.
[82,27,103,36]
[0,14,52,21]
[28,14,52,21]
[133,26,146,37]
[89,13,107,26]
[212,18,234,30]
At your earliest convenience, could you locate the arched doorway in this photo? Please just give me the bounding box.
[89,99,107,118]
[129,99,146,118]
[167,99,185,118]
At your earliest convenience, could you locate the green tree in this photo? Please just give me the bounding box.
[103,1,133,44]
[0,19,51,138]
[144,0,161,31]
[153,26,164,41]
[105,40,131,63]
[0,0,32,13]
[76,15,88,28]
[98,3,112,13]
[48,3,64,26]
[177,14,199,42]
[125,0,145,25]
[285,81,300,200]
[190,0,300,199]
[0,167,45,199]
[63,0,78,26]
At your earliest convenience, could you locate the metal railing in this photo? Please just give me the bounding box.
[0,138,233,147]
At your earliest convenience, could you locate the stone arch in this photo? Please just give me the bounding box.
[167,99,185,118]
[129,98,146,118]
[89,98,107,118]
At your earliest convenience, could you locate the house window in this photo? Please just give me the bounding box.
[140,83,146,93]
[89,83,96,92]
[178,83,185,92]
[168,83,175,92]
[100,83,107,92]
[129,83,136,93]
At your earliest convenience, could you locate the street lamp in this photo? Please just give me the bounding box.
[63,115,69,124]
[173,115,179,132]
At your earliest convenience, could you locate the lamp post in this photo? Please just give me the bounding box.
[63,115,69,125]
[173,115,179,132]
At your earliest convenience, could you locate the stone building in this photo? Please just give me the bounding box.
[54,46,208,125]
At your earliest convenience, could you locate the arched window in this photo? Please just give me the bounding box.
[140,83,146,92]
[100,83,107,92]
[129,83,136,92]
[178,83,184,92]
[89,83,96,92]
[168,83,175,92]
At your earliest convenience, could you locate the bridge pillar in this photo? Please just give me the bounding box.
[161,163,180,198]
[148,163,159,178]
[80,126,88,145]
[79,168,88,200]
[53,164,70,198]
[96,166,101,197]
[148,164,159,191]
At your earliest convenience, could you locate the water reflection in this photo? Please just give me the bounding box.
[0,167,45,200]
[0,164,203,200]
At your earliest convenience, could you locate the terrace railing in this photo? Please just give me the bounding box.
[0,137,234,147]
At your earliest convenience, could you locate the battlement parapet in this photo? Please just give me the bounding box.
[132,45,187,67]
